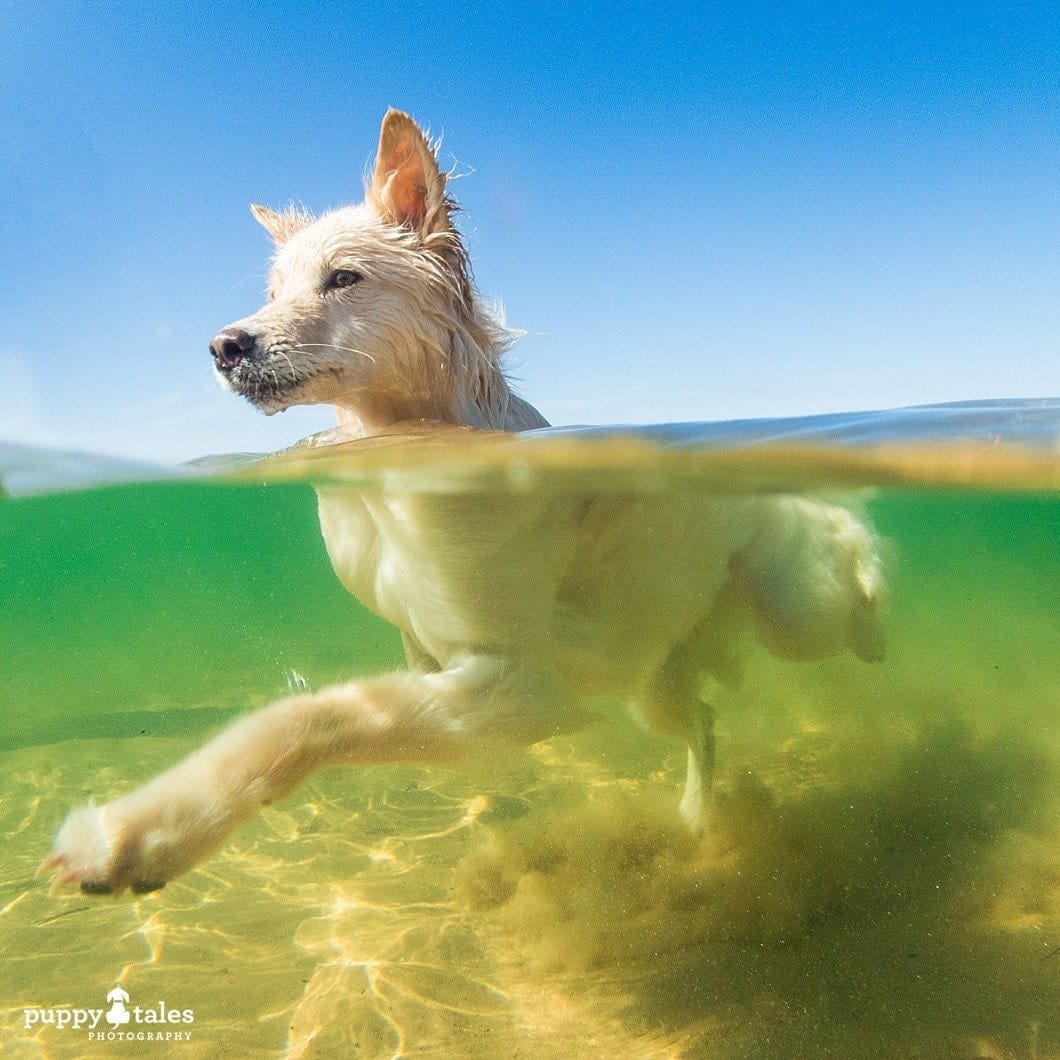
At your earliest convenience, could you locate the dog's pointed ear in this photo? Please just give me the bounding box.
[368,109,452,237]
[250,203,306,245]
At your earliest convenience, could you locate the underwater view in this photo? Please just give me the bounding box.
[0,401,1056,1059]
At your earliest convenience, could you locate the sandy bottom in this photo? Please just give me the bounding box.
[0,658,1055,1059]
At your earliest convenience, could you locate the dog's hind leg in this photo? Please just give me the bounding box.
[43,655,587,897]
[735,496,885,664]
[678,699,715,829]
[638,647,716,831]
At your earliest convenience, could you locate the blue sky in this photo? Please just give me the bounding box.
[1,1,1056,461]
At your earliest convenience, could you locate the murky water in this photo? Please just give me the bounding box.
[0,405,1056,1058]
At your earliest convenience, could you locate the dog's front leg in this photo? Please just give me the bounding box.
[43,657,580,896]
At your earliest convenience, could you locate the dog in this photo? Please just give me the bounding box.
[44,110,883,896]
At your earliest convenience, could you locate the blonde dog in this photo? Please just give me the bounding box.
[45,110,882,895]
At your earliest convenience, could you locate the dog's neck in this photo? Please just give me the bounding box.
[331,299,548,435]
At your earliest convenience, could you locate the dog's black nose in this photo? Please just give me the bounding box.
[210,328,256,370]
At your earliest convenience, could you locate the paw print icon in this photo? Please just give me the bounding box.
[105,986,131,1026]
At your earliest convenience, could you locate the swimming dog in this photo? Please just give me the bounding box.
[44,110,883,895]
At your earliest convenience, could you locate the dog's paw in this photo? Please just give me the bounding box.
[41,803,166,897]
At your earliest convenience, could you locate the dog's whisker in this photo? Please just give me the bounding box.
[275,351,299,381]
[291,342,377,365]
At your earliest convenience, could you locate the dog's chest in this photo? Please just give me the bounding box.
[315,488,401,617]
[314,486,488,664]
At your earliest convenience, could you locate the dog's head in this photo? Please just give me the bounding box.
[211,109,499,429]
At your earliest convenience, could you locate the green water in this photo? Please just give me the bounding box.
[0,467,1056,1058]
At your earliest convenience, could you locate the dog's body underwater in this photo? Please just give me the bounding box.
[44,110,883,895]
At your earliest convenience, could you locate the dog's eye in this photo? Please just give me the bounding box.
[327,269,363,291]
